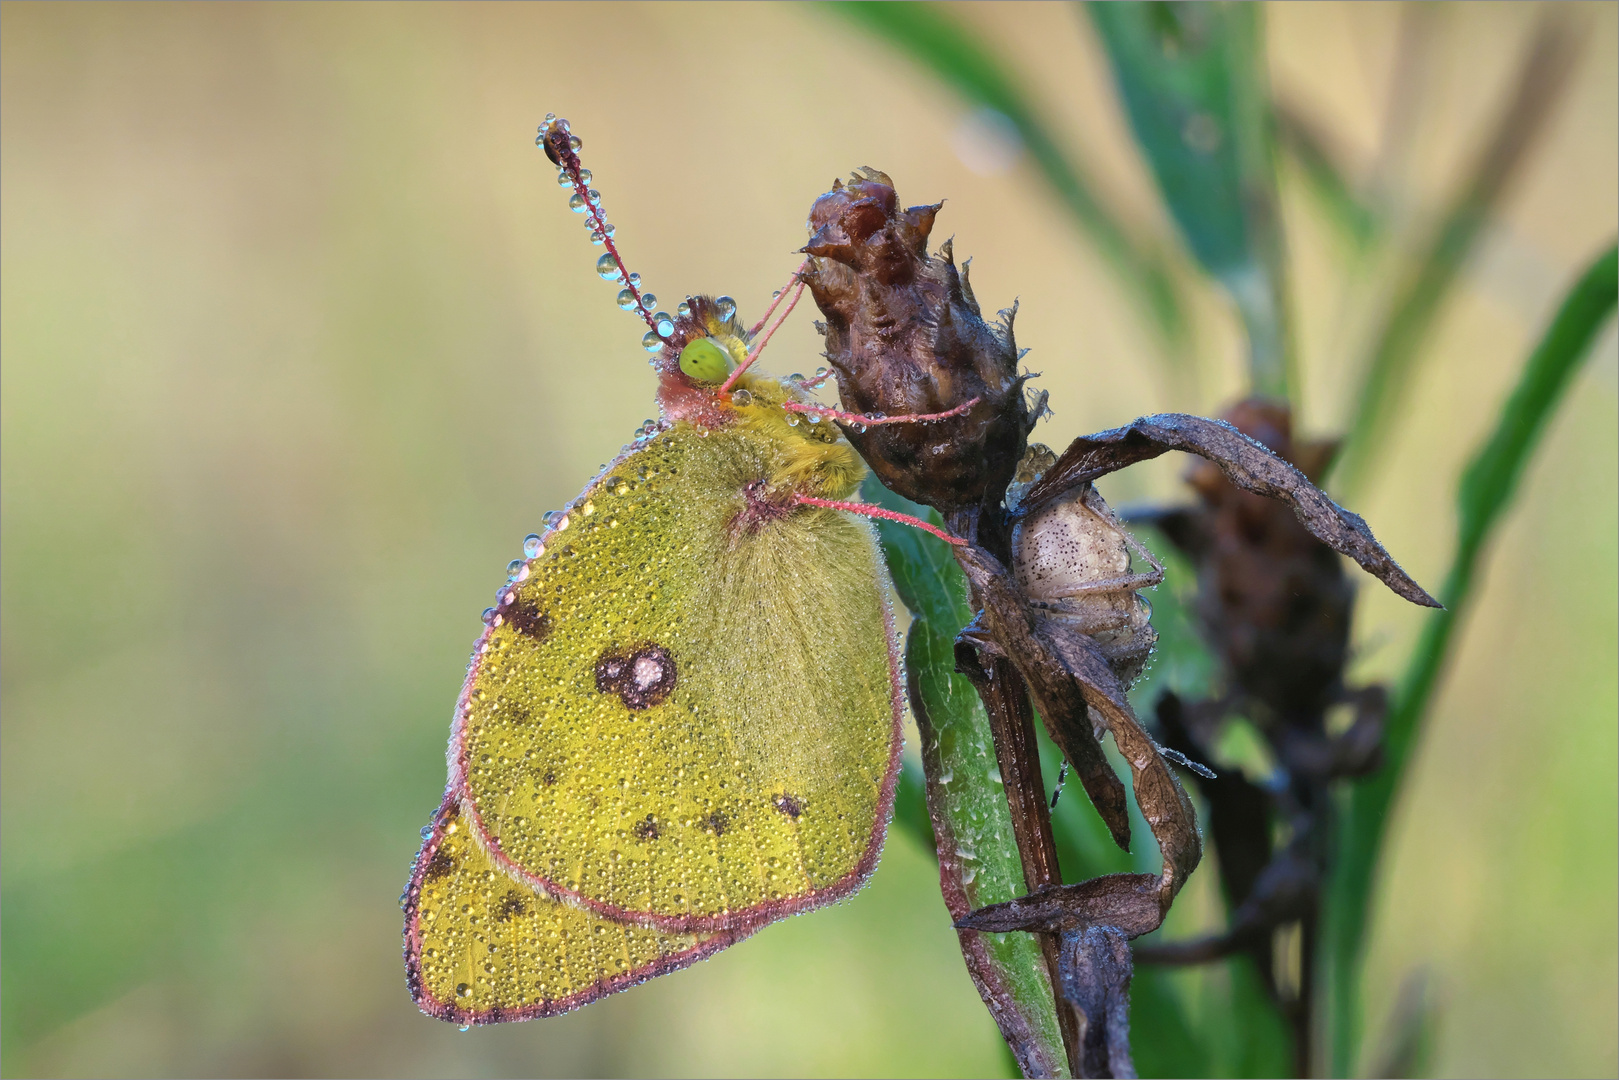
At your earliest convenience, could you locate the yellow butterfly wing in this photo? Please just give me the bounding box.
[452,418,903,931]
[404,796,751,1023]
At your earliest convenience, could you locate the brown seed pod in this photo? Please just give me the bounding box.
[1009,444,1163,690]
[1145,398,1357,727]
[802,169,1038,513]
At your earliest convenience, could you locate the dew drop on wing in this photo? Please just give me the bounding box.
[523,534,542,557]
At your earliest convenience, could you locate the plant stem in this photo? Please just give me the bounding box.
[949,506,1083,1077]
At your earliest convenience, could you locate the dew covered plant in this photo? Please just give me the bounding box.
[824,4,1616,1077]
[794,166,1437,1078]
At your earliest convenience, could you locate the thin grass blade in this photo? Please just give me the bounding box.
[821,0,1187,351]
[1085,1,1295,403]
[1325,243,1618,1075]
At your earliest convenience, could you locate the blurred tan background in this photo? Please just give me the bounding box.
[1,2,1613,1077]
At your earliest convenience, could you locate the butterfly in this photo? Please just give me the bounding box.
[402,116,961,1025]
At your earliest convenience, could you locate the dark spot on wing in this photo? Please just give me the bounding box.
[631,814,660,841]
[505,597,553,642]
[594,644,677,709]
[773,793,804,820]
[540,770,557,787]
[706,810,729,836]
[495,892,528,921]
[423,849,454,882]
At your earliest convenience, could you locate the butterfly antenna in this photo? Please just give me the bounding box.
[538,115,660,336]
[719,261,809,395]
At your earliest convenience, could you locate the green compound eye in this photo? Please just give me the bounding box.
[678,337,732,384]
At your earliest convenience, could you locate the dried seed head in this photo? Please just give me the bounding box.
[1173,398,1355,725]
[802,170,1034,512]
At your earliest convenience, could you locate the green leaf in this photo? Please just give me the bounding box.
[863,475,1070,1077]
[820,0,1188,350]
[1325,243,1618,1075]
[1085,1,1295,402]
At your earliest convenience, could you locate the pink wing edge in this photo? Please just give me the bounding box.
[402,519,905,1021]
[402,790,760,1025]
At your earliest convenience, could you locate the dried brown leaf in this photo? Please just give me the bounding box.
[1023,413,1441,608]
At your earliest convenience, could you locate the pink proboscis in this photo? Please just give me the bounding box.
[781,396,983,428]
[720,265,810,396]
[793,494,967,547]
[746,259,812,337]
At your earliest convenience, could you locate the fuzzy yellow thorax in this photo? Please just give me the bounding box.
[725,370,865,500]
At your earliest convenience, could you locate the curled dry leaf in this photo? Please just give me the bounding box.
[958,610,1133,855]
[955,544,1202,931]
[1059,927,1138,1080]
[1022,412,1442,609]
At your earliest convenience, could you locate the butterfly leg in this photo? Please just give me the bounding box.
[781,396,982,428]
[792,494,967,546]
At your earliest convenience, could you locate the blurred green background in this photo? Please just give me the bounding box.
[2,2,1613,1076]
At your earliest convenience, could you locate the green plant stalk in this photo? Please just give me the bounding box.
[1333,19,1576,497]
[1221,2,1296,405]
[866,475,1070,1078]
[1273,99,1380,254]
[821,0,1186,348]
[1084,1,1296,406]
[1324,244,1617,1076]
